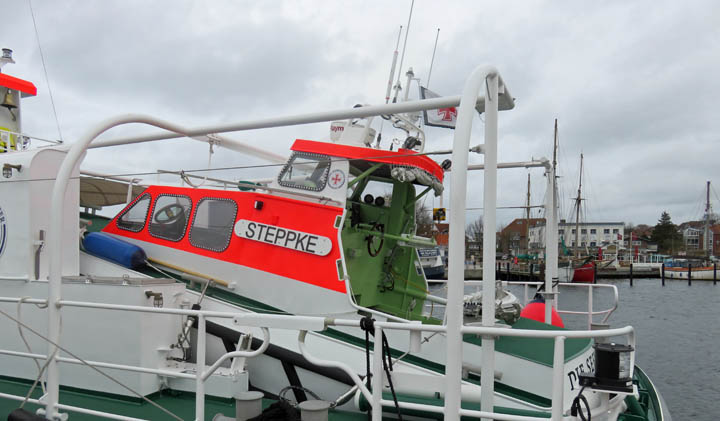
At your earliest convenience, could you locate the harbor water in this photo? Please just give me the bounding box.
[430,278,720,421]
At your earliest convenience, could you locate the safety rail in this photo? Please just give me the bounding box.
[1,295,635,421]
[298,318,635,421]
[505,281,619,330]
[0,296,331,421]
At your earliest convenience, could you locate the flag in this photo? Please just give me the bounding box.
[419,87,457,129]
[419,86,485,129]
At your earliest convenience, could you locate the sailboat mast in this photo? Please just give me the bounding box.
[574,154,583,258]
[705,180,711,256]
[525,173,531,253]
[552,119,558,172]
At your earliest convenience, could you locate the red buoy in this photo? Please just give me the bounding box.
[519,300,564,328]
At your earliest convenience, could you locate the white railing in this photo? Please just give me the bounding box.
[0,295,634,421]
[507,281,619,330]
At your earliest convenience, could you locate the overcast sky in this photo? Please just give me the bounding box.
[4,1,719,228]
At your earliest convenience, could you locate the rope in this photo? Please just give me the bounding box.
[359,316,403,420]
[0,306,185,421]
[17,297,51,407]
[28,0,63,143]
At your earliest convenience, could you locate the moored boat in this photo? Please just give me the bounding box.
[0,48,669,421]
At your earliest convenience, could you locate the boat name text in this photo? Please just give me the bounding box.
[234,219,332,256]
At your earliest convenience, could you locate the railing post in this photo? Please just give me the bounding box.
[196,314,206,421]
[372,326,384,421]
[587,286,593,330]
[688,264,692,286]
[714,263,717,285]
[551,336,566,421]
[629,263,633,287]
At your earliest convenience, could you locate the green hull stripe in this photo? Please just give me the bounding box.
[0,375,367,421]
[463,317,592,366]
[358,391,551,419]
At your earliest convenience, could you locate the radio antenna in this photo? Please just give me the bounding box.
[426,28,440,89]
[385,26,403,104]
[392,0,415,103]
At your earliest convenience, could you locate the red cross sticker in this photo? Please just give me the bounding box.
[328,169,345,189]
[437,107,457,121]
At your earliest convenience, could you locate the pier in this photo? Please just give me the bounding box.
[428,262,719,283]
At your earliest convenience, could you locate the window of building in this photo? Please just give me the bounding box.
[148,195,192,242]
[604,229,610,234]
[572,229,576,234]
[590,229,597,234]
[590,242,596,246]
[581,229,587,234]
[278,152,331,192]
[189,198,238,252]
[117,194,151,232]
[612,229,619,234]
[559,229,565,235]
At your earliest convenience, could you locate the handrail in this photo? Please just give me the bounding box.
[2,294,635,421]
[200,327,271,382]
[506,281,620,329]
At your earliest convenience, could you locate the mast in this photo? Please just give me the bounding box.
[705,180,711,256]
[552,119,559,255]
[574,153,583,258]
[525,173,531,253]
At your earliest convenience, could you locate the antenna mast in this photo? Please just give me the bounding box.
[385,26,403,104]
[426,28,440,89]
[392,0,415,103]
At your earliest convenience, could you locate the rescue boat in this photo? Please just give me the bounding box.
[0,48,669,420]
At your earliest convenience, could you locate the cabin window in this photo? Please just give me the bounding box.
[278,152,331,192]
[148,194,192,242]
[116,194,151,232]
[189,198,238,252]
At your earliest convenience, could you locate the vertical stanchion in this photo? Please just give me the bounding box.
[587,287,593,330]
[661,263,665,286]
[372,325,384,421]
[629,263,633,287]
[551,336,566,421]
[714,263,717,285]
[196,314,206,421]
[688,264,692,286]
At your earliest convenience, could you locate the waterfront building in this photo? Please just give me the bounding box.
[528,220,625,251]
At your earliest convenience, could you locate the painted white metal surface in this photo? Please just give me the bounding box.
[0,148,79,280]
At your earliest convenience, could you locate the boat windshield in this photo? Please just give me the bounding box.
[277,152,331,192]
